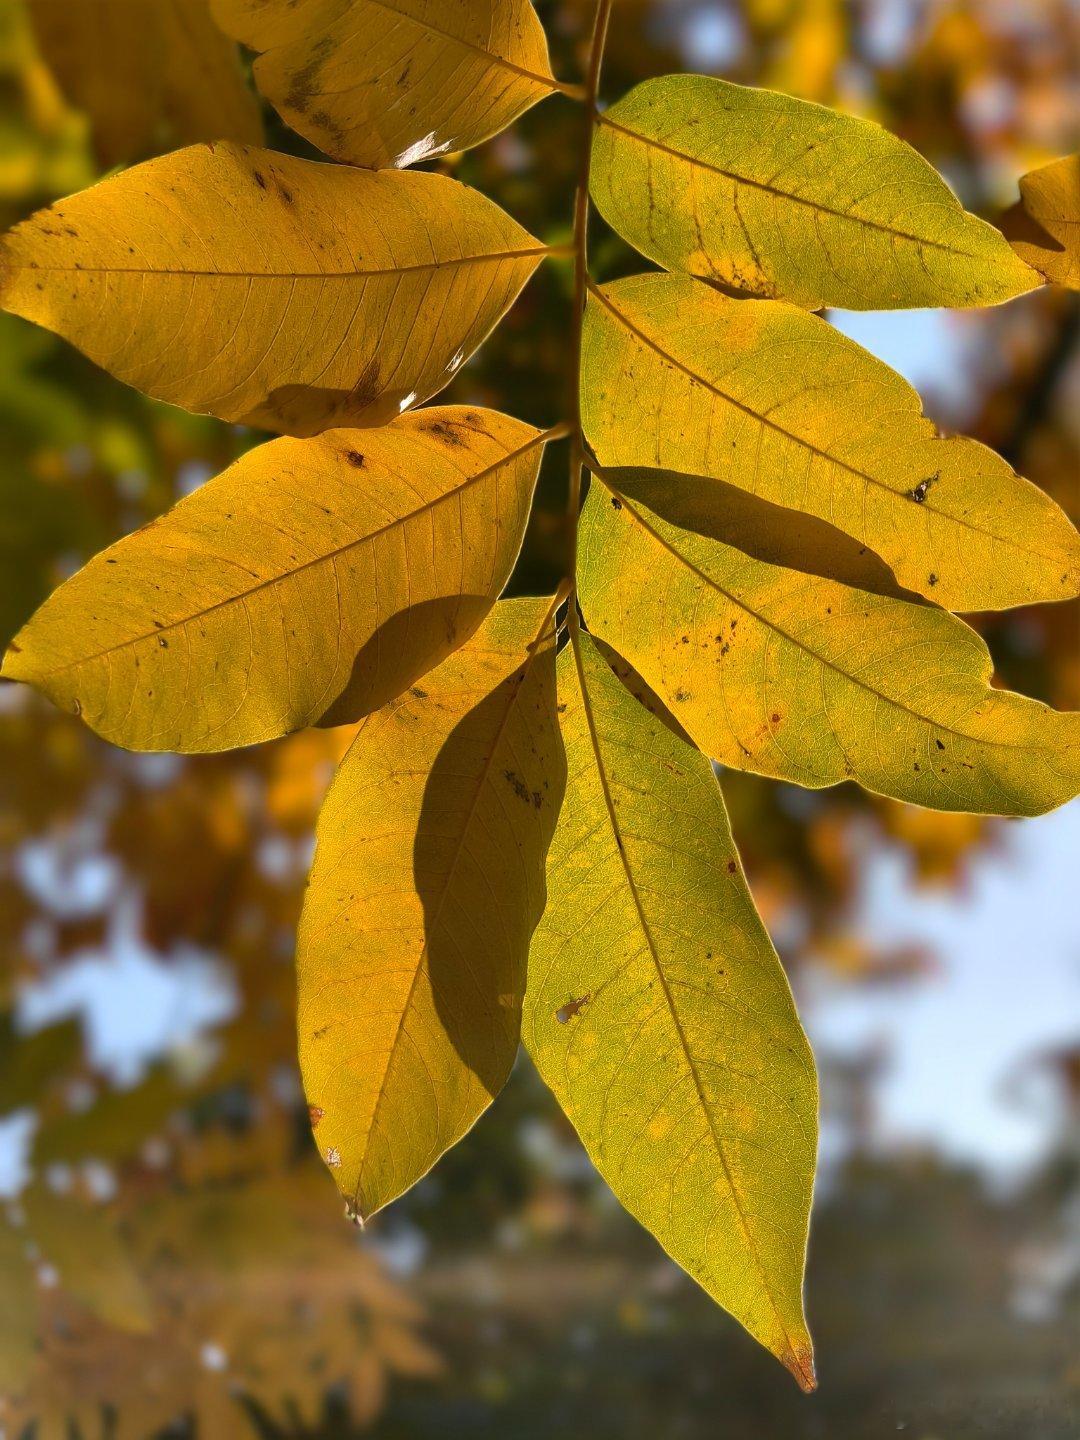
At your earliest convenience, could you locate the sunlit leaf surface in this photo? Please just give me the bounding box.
[1000,153,1080,290]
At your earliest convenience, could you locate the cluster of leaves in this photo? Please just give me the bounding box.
[1,0,1078,1404]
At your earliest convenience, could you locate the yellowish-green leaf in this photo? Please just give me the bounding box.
[27,0,263,168]
[298,596,565,1220]
[212,0,559,169]
[524,627,817,1389]
[2,408,546,752]
[23,1187,154,1335]
[591,76,1039,310]
[0,1213,36,1391]
[579,478,1080,816]
[0,143,546,436]
[1000,153,1080,290]
[582,274,1080,611]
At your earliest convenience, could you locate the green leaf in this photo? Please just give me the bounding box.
[1000,153,1080,290]
[591,75,1039,310]
[581,274,1080,611]
[0,143,546,435]
[299,596,565,1221]
[2,409,547,753]
[579,477,1080,816]
[524,627,817,1389]
[212,0,559,169]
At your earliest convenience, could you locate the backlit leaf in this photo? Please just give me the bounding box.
[27,0,263,167]
[0,143,546,435]
[213,0,559,169]
[579,478,1080,816]
[3,408,546,752]
[299,597,565,1220]
[591,75,1038,310]
[582,274,1080,610]
[524,628,817,1389]
[1000,153,1080,290]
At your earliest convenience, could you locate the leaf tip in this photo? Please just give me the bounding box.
[784,1340,818,1394]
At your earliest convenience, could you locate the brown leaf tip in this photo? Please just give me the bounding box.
[785,1343,818,1394]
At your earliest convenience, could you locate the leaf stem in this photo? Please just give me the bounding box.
[565,0,615,613]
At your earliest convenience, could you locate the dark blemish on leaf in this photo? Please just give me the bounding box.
[277,183,294,205]
[308,1105,324,1128]
[158,637,168,649]
[504,769,539,807]
[557,702,567,713]
[411,686,428,699]
[556,994,590,1024]
[928,573,938,586]
[610,495,622,510]
[313,1025,330,1039]
[674,690,690,702]
[908,471,939,503]
[727,860,737,873]
[343,450,365,468]
[421,417,468,447]
[935,739,945,750]
[253,171,267,190]
[770,712,781,724]
[680,635,689,644]
[720,643,729,655]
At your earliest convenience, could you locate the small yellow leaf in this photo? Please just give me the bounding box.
[525,628,817,1388]
[26,0,263,167]
[582,274,1080,611]
[579,478,1080,816]
[1000,153,1080,290]
[299,596,565,1221]
[0,143,546,435]
[212,0,558,169]
[3,409,547,752]
[591,75,1039,310]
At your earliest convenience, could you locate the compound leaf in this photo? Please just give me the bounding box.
[0,143,546,436]
[525,627,817,1389]
[1000,153,1080,290]
[591,75,1038,310]
[582,274,1080,611]
[3,408,546,752]
[212,0,559,169]
[299,597,564,1221]
[579,478,1080,816]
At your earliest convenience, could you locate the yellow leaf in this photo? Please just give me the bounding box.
[1000,153,1080,290]
[0,143,547,435]
[213,0,559,169]
[524,627,817,1389]
[2,408,547,752]
[582,274,1080,610]
[579,477,1080,816]
[23,1188,154,1336]
[0,1213,36,1391]
[591,75,1038,310]
[298,596,565,1220]
[26,0,263,167]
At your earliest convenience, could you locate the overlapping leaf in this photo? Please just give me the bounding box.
[212,0,559,169]
[299,597,565,1220]
[2,408,546,752]
[525,628,817,1388]
[591,75,1038,310]
[1000,153,1080,290]
[0,143,546,435]
[582,274,1080,610]
[26,0,263,167]
[579,478,1080,815]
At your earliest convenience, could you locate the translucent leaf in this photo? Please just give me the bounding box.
[3,409,546,752]
[581,274,1080,611]
[525,628,817,1389]
[1000,153,1080,290]
[24,1188,154,1335]
[212,0,558,169]
[579,478,1080,816]
[299,597,565,1220]
[0,143,546,435]
[591,75,1038,310]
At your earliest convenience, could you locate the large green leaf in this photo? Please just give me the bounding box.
[591,75,1038,310]
[299,597,565,1221]
[581,274,1080,611]
[525,627,817,1388]
[213,0,559,169]
[3,408,546,752]
[0,144,546,435]
[578,477,1080,816]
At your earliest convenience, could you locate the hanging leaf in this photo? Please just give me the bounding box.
[590,75,1038,310]
[0,143,547,435]
[2,409,546,752]
[212,0,560,169]
[299,596,565,1220]
[1000,153,1080,290]
[26,0,263,167]
[525,628,817,1389]
[578,478,1080,816]
[581,274,1080,611]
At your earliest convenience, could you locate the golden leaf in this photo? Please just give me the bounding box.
[1000,153,1080,290]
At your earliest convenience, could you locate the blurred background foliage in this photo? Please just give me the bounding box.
[0,1,1077,1437]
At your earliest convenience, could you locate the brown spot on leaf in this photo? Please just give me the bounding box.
[308,1105,324,1128]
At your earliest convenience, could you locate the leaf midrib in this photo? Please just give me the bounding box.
[6,246,549,281]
